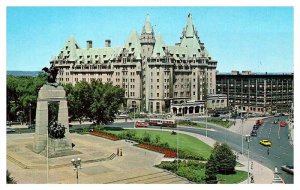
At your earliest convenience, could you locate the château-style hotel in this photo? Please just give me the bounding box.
[52,14,218,114]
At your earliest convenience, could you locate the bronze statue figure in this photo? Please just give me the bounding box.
[42,63,59,84]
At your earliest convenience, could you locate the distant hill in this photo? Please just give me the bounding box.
[7,71,41,77]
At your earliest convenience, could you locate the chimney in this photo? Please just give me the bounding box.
[86,40,92,50]
[105,39,111,47]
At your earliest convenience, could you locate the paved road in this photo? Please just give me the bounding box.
[107,116,293,184]
[10,116,293,183]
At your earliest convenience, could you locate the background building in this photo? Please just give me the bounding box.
[216,71,294,113]
[52,14,217,113]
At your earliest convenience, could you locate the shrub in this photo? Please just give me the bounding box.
[155,135,161,143]
[213,143,236,174]
[177,150,205,161]
[204,154,218,184]
[142,132,151,143]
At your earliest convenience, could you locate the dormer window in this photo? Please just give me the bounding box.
[103,55,106,58]
[66,46,68,50]
[131,48,134,51]
[198,49,201,52]
[129,43,132,46]
[176,54,179,57]
[157,53,160,57]
[182,54,185,57]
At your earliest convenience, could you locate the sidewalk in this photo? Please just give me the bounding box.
[134,127,274,184]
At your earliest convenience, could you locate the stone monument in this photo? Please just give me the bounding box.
[33,64,72,157]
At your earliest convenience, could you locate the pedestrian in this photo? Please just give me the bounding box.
[251,175,254,183]
[117,148,119,156]
[267,147,270,155]
[120,148,123,156]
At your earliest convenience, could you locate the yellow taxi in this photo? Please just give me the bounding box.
[259,139,272,146]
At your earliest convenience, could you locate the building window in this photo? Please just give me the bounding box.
[157,79,159,82]
[157,93,159,97]
[157,85,159,89]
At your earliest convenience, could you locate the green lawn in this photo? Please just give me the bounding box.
[217,170,248,184]
[177,120,205,128]
[156,161,248,184]
[103,128,212,160]
[207,118,234,128]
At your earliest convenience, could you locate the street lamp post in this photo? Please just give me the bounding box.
[71,158,81,184]
[245,135,251,184]
[241,112,244,155]
[29,103,32,126]
[205,108,208,137]
[133,107,136,128]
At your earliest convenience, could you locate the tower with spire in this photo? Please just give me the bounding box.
[140,14,156,58]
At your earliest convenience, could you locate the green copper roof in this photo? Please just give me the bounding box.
[185,13,195,38]
[152,35,166,58]
[143,14,153,34]
[124,30,142,60]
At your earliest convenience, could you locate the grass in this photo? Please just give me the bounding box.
[207,118,234,128]
[177,120,205,128]
[156,161,248,184]
[103,128,212,160]
[217,170,248,184]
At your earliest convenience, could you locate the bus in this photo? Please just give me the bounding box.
[145,118,177,128]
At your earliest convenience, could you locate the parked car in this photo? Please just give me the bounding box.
[280,121,286,127]
[256,120,263,126]
[281,165,294,174]
[6,127,16,133]
[28,124,36,129]
[253,125,259,130]
[135,121,149,128]
[259,139,272,146]
[250,130,257,137]
[274,113,281,117]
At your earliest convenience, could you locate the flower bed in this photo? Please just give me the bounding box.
[89,131,120,141]
[136,143,177,158]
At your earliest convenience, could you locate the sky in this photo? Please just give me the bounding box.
[6,6,294,73]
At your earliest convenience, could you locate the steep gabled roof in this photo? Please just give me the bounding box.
[59,35,81,61]
[124,30,142,60]
[151,35,166,58]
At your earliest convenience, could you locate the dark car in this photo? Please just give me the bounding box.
[250,130,257,137]
[253,125,259,130]
[211,113,220,117]
[28,124,36,129]
[6,127,16,133]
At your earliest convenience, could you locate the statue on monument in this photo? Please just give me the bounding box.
[48,119,66,139]
[42,63,59,85]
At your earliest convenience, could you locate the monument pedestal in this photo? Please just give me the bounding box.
[33,84,72,154]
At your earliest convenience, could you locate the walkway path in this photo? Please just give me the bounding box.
[134,127,274,184]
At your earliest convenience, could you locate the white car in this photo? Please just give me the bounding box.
[6,127,16,133]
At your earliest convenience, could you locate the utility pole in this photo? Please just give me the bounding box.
[241,111,244,155]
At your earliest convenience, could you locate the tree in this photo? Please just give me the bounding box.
[89,80,125,124]
[6,74,47,123]
[213,143,236,174]
[7,170,16,184]
[64,80,125,124]
[65,81,92,124]
[204,154,218,184]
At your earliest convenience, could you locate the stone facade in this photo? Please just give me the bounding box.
[51,14,217,114]
[33,84,72,154]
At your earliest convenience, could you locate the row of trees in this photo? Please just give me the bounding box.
[7,74,125,125]
[7,74,47,123]
[64,80,125,124]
